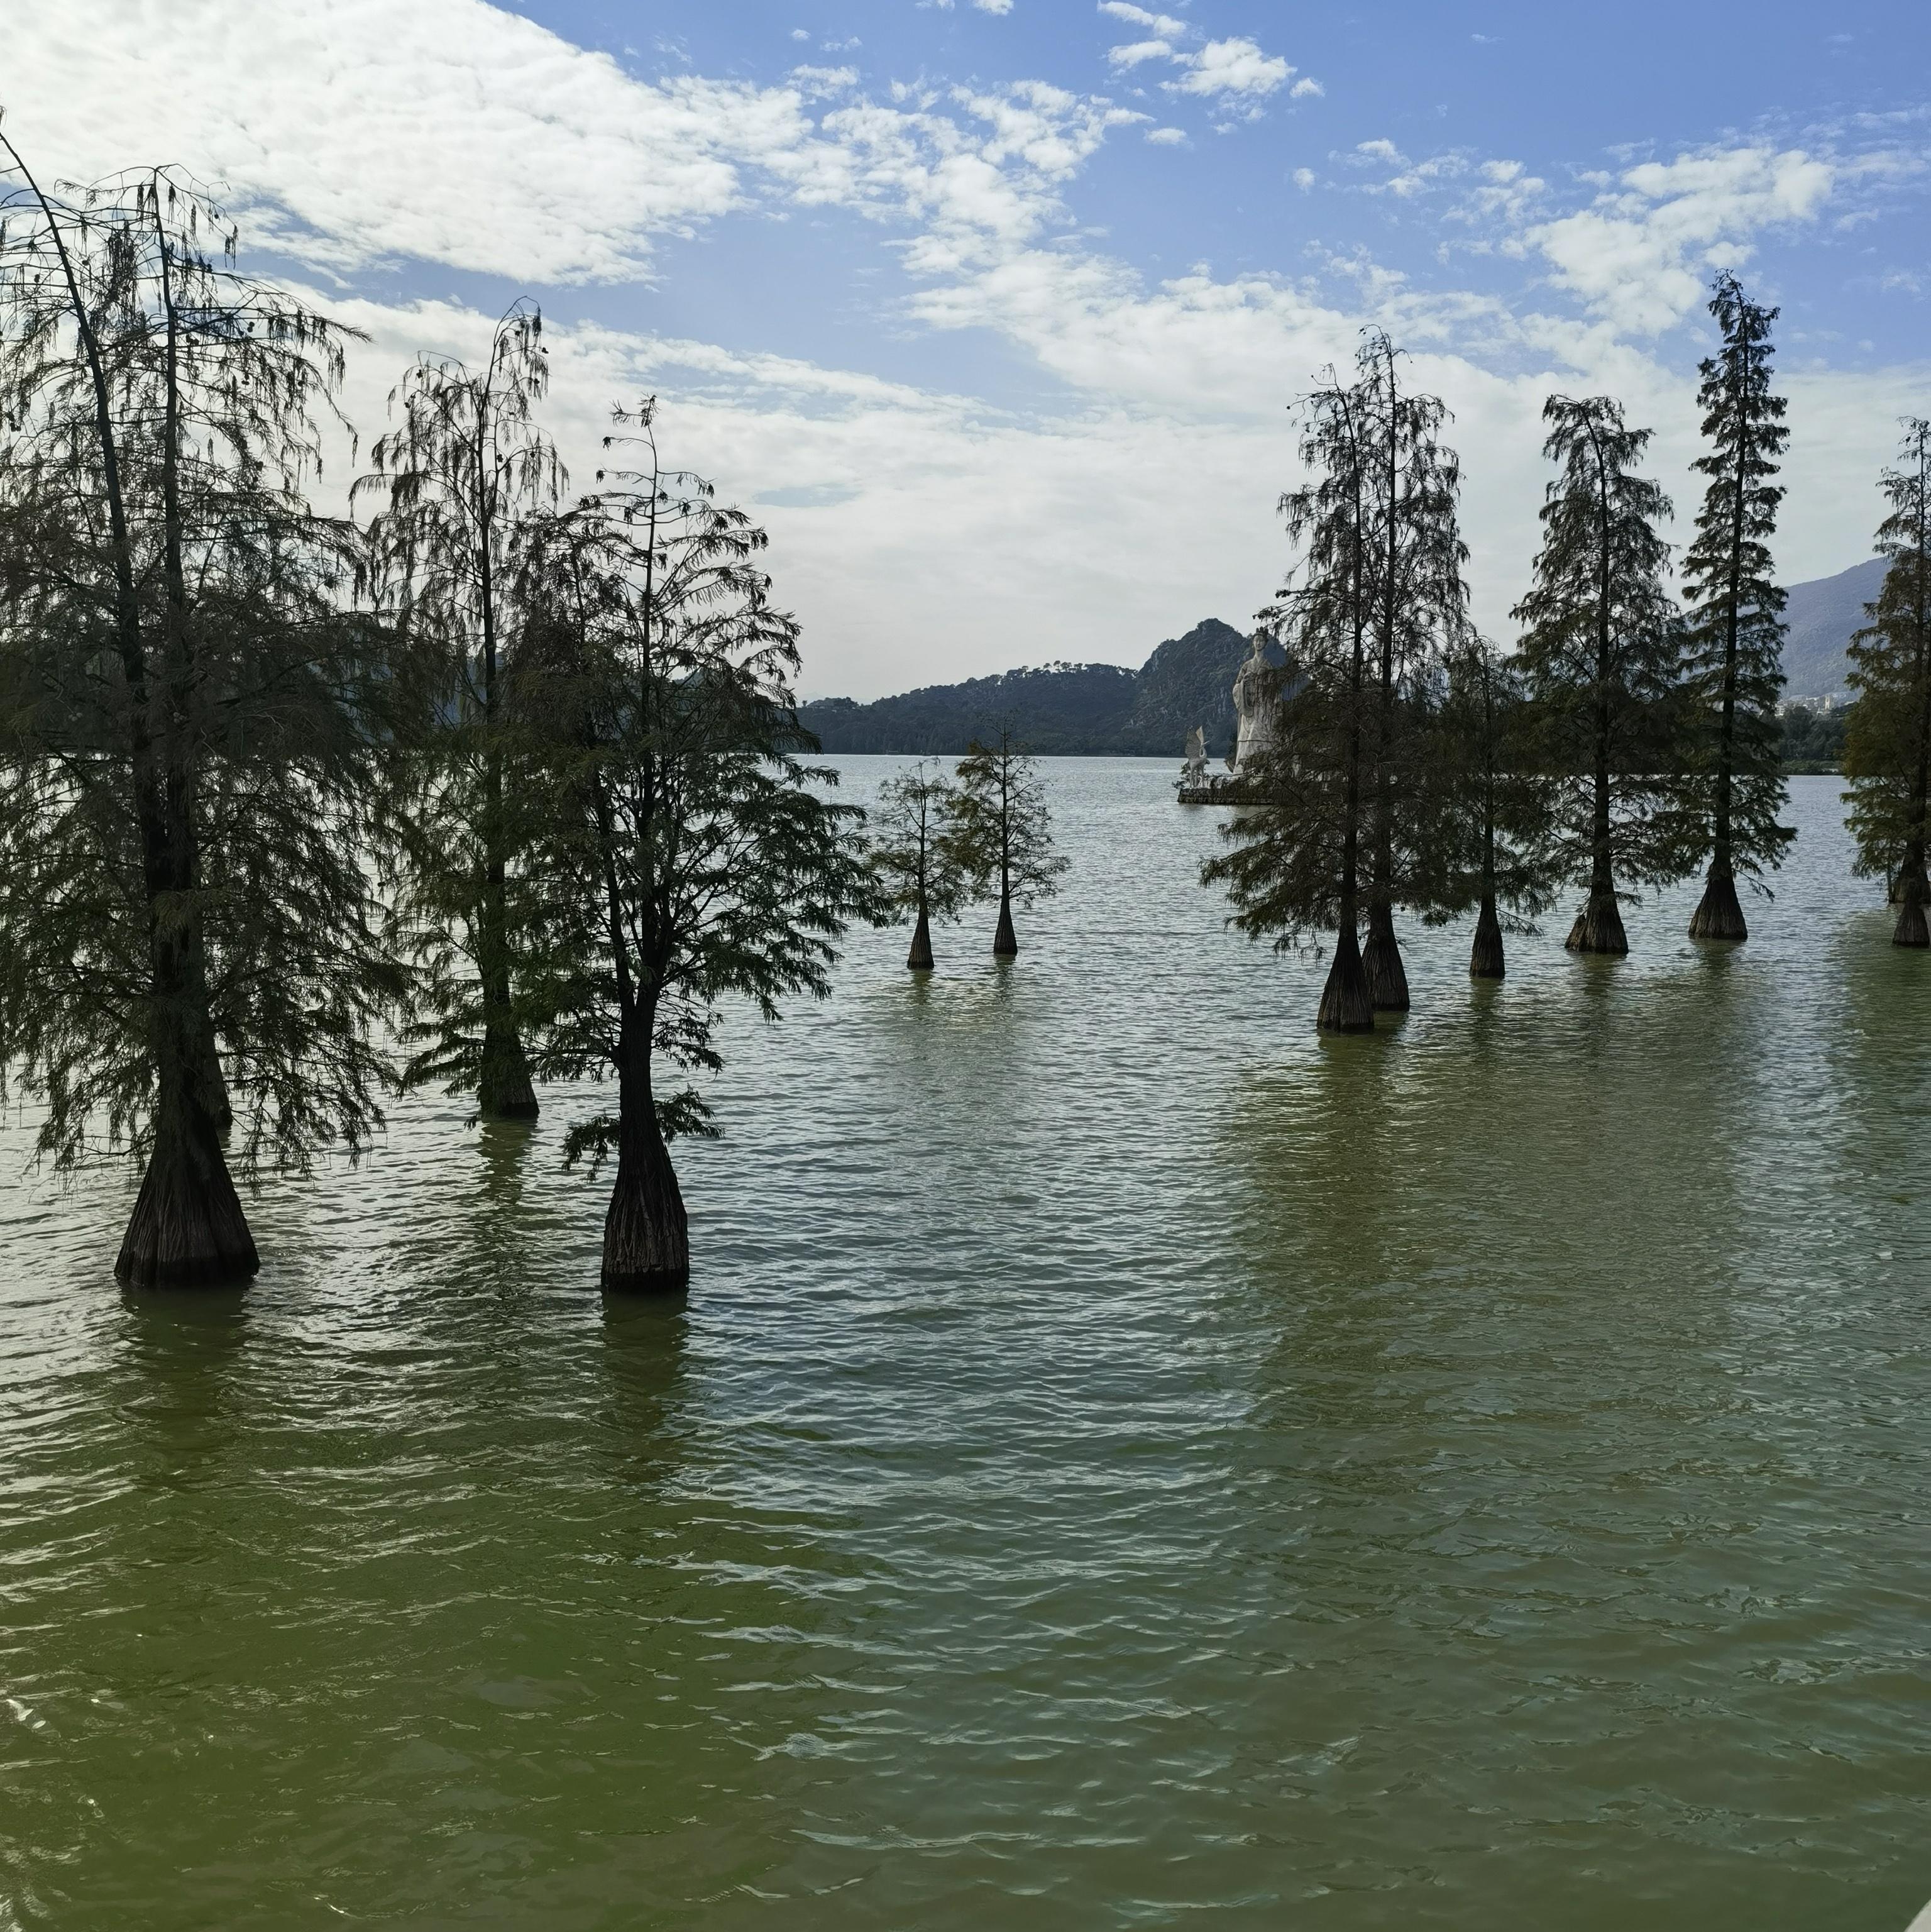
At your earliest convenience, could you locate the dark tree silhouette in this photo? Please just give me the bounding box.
[355,304,562,1120]
[1358,333,1469,1010]
[1514,395,1689,956]
[1682,273,1794,941]
[950,726,1067,955]
[1844,418,1931,947]
[0,145,403,1287]
[871,761,968,969]
[1433,636,1556,979]
[514,402,872,1289]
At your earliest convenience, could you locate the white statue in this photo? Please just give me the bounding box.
[1231,631,1281,771]
[1181,724,1207,788]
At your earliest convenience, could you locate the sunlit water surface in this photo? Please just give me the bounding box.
[3,766,1928,1931]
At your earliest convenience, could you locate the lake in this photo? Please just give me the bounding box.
[2,765,1926,1930]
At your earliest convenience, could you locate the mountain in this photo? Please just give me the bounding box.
[797,561,1884,759]
[1781,556,1884,700]
[798,619,1262,757]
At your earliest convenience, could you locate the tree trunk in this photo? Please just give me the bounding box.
[1566,888,1629,955]
[1895,857,1929,947]
[602,1031,689,1293]
[993,888,1017,956]
[1363,901,1409,1010]
[1689,868,1748,942]
[478,1015,539,1118]
[118,793,257,1288]
[1470,893,1505,978]
[1318,922,1375,1033]
[907,902,935,970]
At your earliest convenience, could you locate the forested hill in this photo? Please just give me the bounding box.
[1782,557,1884,699]
[800,561,1880,757]
[798,619,1265,757]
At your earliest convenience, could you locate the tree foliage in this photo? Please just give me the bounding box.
[1680,272,1793,931]
[512,402,874,1285]
[0,143,405,1282]
[1842,417,1931,945]
[1512,394,1690,952]
[949,724,1068,952]
[353,303,563,1116]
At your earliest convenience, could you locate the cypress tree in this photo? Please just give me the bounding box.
[949,726,1067,956]
[1358,333,1469,1010]
[1433,636,1556,979]
[871,762,968,969]
[355,305,562,1120]
[1514,395,1689,955]
[1682,273,1795,941]
[1843,418,1931,947]
[513,402,873,1290]
[0,149,405,1286]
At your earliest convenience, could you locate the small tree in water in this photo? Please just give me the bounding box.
[354,304,562,1120]
[950,726,1067,955]
[1843,417,1931,947]
[1514,395,1689,955]
[1681,273,1795,941]
[0,146,404,1287]
[1431,636,1556,979]
[515,402,872,1290]
[871,761,968,969]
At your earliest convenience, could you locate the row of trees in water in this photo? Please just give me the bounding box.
[0,152,918,1294]
[1,146,1923,1294]
[1208,290,1931,1032]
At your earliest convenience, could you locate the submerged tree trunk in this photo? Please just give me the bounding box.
[1470,894,1505,978]
[1901,663,1931,947]
[1566,887,1629,954]
[118,793,257,1287]
[907,901,935,969]
[602,1024,689,1293]
[1363,900,1410,1010]
[993,887,1017,956]
[1318,922,1374,1032]
[1895,864,1929,947]
[1689,868,1748,942]
[477,837,537,1117]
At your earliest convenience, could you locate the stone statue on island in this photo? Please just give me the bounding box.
[1177,629,1282,803]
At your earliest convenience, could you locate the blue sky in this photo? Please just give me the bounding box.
[9,1,1930,695]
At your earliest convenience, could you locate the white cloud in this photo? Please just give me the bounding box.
[1527,145,1835,334]
[1166,37,1293,99]
[1147,127,1187,146]
[974,0,1016,13]
[1292,167,1317,191]
[1098,2,1189,33]
[1108,38,1179,69]
[1290,78,1324,99]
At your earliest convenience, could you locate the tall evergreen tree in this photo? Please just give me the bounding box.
[871,761,968,969]
[1514,395,1689,955]
[1433,635,1556,979]
[1358,332,1470,1010]
[949,726,1067,956]
[354,304,561,1120]
[1682,272,1795,941]
[1843,417,1931,947]
[513,402,872,1289]
[0,146,405,1286]
[1206,363,1376,1030]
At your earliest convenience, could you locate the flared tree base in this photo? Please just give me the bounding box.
[1565,889,1629,956]
[1895,885,1930,948]
[993,895,1018,957]
[479,1027,540,1122]
[1363,914,1410,1011]
[1688,871,1748,942]
[1469,895,1505,978]
[116,1127,260,1289]
[601,1132,691,1293]
[907,907,935,970]
[1318,927,1375,1034]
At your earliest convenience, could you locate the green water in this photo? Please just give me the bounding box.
[2,768,1927,1929]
